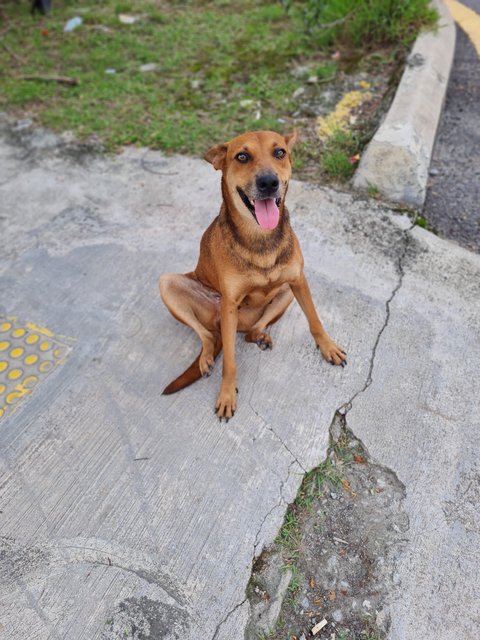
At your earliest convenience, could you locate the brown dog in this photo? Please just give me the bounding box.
[160,130,346,419]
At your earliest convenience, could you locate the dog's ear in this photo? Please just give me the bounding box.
[284,129,298,153]
[204,143,227,171]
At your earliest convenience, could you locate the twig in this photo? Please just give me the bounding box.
[2,41,24,63]
[18,74,79,86]
[317,11,354,30]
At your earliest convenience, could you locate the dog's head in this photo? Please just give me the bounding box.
[204,130,297,231]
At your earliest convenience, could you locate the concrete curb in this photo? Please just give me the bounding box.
[353,0,456,208]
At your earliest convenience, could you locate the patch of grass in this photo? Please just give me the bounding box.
[415,215,428,228]
[367,182,381,199]
[321,128,360,180]
[0,0,437,163]
[282,0,438,50]
[0,0,313,153]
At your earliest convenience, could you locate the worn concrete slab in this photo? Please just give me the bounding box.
[0,121,479,639]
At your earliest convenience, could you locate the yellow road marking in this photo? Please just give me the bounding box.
[445,0,480,56]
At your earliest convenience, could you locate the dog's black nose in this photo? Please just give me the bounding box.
[256,172,279,195]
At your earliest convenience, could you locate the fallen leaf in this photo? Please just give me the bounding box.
[341,478,357,496]
[348,153,360,165]
[327,590,336,601]
[310,576,315,589]
[353,454,366,464]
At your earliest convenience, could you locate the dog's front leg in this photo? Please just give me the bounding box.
[215,297,238,420]
[291,273,347,366]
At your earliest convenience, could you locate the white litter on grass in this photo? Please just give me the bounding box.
[119,14,141,25]
[64,17,83,32]
[139,63,157,73]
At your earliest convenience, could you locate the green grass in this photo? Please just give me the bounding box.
[0,0,316,153]
[321,128,360,180]
[282,0,437,49]
[0,0,437,175]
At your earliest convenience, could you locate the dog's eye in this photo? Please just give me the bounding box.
[235,152,250,163]
[273,148,286,159]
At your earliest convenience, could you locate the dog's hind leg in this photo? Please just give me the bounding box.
[244,284,293,350]
[159,273,221,377]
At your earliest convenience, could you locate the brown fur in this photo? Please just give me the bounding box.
[159,130,346,419]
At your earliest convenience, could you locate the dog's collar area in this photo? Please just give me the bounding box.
[236,187,281,225]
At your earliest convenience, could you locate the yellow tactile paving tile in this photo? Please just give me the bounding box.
[0,317,74,420]
[445,0,480,56]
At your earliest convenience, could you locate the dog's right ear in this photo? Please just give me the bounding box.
[204,143,227,171]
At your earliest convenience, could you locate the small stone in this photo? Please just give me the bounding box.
[429,168,439,176]
[362,599,372,610]
[139,63,157,73]
[292,87,305,99]
[299,634,307,640]
[105,68,116,75]
[290,65,310,79]
[239,99,254,108]
[307,75,318,84]
[332,609,343,622]
[13,119,33,132]
[301,596,310,609]
[190,79,202,90]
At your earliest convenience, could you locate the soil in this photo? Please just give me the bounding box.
[246,414,409,640]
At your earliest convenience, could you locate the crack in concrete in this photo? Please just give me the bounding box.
[247,358,306,473]
[241,218,415,637]
[253,458,300,558]
[340,221,415,416]
[211,597,248,640]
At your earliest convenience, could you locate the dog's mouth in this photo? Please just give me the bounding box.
[236,187,281,230]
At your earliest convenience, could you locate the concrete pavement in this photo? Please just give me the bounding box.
[1,118,479,639]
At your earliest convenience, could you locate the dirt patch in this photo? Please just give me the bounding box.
[246,413,409,640]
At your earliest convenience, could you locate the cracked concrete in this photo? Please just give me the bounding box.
[1,118,479,639]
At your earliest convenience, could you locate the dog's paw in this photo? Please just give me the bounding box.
[316,339,347,367]
[245,330,273,351]
[215,385,238,422]
[200,353,215,377]
[256,333,272,351]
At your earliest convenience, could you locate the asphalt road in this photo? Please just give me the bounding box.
[424,0,480,253]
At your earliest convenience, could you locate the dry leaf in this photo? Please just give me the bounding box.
[353,454,366,464]
[309,576,315,589]
[327,590,336,601]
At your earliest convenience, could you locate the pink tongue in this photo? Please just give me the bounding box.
[254,199,280,230]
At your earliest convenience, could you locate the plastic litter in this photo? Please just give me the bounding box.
[119,14,141,24]
[139,63,157,73]
[64,17,83,32]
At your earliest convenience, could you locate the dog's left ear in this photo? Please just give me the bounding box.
[284,129,298,153]
[204,143,227,171]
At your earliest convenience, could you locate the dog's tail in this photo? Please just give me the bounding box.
[162,333,223,395]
